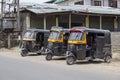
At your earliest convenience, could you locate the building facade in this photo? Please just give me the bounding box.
[20,4,120,32]
[47,0,120,8]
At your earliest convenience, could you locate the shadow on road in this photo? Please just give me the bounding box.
[76,60,103,65]
[53,57,66,61]
[28,54,39,56]
[28,53,46,56]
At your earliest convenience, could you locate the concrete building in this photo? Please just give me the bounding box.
[46,0,120,8]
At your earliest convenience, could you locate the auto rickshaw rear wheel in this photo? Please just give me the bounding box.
[21,50,28,57]
[66,56,76,65]
[46,54,52,61]
[104,55,112,63]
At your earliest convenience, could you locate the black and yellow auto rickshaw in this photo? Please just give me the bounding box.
[45,26,70,60]
[21,29,50,57]
[66,27,112,65]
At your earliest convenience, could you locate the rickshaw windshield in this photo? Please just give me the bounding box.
[69,32,84,40]
[49,31,62,40]
[23,32,35,39]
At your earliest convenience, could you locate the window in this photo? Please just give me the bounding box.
[91,0,101,6]
[94,1,101,6]
[109,0,117,8]
[74,0,84,5]
[49,32,62,40]
[24,32,35,39]
[69,32,84,41]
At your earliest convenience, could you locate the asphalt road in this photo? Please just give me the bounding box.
[0,55,120,80]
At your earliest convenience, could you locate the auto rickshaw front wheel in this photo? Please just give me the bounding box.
[46,54,52,61]
[66,56,76,65]
[104,55,112,63]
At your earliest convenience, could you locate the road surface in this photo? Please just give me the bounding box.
[0,55,120,80]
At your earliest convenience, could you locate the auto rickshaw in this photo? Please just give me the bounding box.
[21,29,50,57]
[45,26,70,60]
[66,27,112,65]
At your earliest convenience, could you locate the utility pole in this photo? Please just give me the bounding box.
[0,0,20,48]
[0,0,4,31]
[17,0,20,31]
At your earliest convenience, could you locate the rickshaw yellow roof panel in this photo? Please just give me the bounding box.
[48,39,63,43]
[68,40,86,45]
[23,38,36,41]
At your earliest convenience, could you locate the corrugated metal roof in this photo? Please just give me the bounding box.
[20,5,120,15]
[66,5,120,15]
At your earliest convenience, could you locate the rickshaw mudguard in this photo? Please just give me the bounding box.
[21,48,28,52]
[66,51,75,57]
[21,48,28,54]
[45,48,53,54]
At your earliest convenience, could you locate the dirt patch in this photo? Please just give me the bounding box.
[112,51,120,62]
[0,47,20,52]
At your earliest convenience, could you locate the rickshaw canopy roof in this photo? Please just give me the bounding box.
[26,29,49,33]
[71,27,110,35]
[51,26,70,33]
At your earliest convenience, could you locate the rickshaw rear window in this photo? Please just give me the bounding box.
[49,31,61,40]
[23,32,35,38]
[69,32,84,40]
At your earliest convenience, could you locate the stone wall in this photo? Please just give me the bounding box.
[111,32,120,51]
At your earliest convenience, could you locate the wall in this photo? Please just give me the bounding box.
[57,0,120,8]
[84,0,91,5]
[117,0,120,8]
[104,0,109,7]
[111,32,120,51]
[20,13,27,31]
